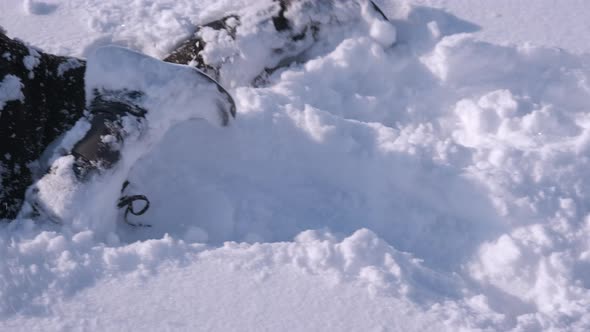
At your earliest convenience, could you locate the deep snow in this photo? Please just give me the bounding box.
[1,0,590,331]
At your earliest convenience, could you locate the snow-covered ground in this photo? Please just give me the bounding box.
[2,0,590,330]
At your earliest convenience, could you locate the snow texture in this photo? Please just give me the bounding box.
[2,0,590,331]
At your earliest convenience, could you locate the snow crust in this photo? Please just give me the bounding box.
[2,0,590,331]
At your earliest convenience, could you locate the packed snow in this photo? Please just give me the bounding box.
[1,0,590,331]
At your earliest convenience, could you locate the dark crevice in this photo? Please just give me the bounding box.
[370,1,389,21]
[272,0,292,31]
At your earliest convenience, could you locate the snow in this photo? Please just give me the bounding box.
[191,0,396,87]
[0,74,24,111]
[0,231,448,331]
[2,0,590,331]
[22,46,40,79]
[404,0,590,56]
[56,58,83,77]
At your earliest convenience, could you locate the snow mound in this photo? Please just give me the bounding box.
[2,0,590,330]
[120,4,590,329]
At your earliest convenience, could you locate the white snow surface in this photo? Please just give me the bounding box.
[2,0,590,331]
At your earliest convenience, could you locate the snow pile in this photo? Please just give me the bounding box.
[2,0,590,331]
[1,226,453,331]
[0,223,202,315]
